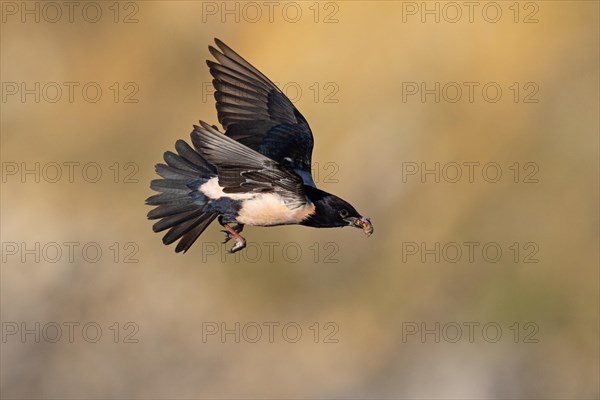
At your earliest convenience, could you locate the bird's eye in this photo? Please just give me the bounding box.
[339,209,349,218]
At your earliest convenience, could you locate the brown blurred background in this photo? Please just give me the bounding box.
[1,1,598,399]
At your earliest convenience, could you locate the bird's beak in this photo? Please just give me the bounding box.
[345,217,373,237]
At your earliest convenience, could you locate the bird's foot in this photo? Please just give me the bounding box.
[218,219,246,253]
[228,236,246,253]
[221,231,233,244]
[220,224,244,244]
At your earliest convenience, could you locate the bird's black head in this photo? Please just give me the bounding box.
[301,187,373,235]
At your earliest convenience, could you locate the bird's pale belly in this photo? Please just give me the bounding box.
[236,194,315,226]
[199,177,315,226]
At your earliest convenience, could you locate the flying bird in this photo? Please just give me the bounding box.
[146,39,373,253]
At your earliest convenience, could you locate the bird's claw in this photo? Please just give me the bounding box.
[221,230,234,244]
[221,225,244,244]
[228,237,246,253]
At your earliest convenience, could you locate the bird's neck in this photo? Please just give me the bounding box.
[301,186,334,227]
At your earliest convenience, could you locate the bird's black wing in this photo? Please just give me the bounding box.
[192,121,308,209]
[207,39,315,186]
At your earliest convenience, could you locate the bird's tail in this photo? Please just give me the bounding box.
[146,138,218,253]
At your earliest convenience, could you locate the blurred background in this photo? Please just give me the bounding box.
[1,1,598,398]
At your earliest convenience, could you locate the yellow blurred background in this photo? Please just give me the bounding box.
[1,1,598,398]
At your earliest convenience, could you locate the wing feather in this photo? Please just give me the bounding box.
[208,39,315,186]
[191,121,308,208]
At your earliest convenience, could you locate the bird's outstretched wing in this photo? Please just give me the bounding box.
[207,39,315,186]
[192,121,309,209]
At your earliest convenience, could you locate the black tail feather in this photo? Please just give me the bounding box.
[146,134,218,253]
[155,164,198,180]
[146,192,192,206]
[164,151,203,173]
[174,213,218,253]
[149,179,191,194]
[147,202,199,220]
[175,140,215,174]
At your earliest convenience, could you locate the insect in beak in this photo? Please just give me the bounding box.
[345,217,373,236]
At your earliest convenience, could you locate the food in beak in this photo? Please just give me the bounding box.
[357,218,373,236]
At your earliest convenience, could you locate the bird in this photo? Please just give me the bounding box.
[146,39,373,254]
